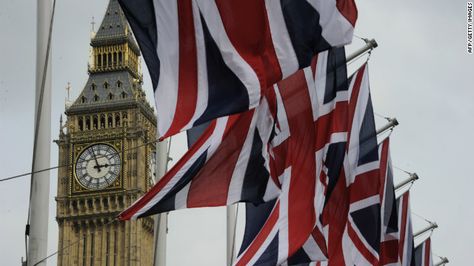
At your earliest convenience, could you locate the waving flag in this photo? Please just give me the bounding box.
[378,137,400,266]
[239,48,348,265]
[330,63,381,266]
[118,100,277,220]
[234,65,329,266]
[397,191,415,266]
[412,237,433,266]
[118,0,357,138]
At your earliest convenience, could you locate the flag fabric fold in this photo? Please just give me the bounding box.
[237,47,350,266]
[119,48,352,265]
[118,99,277,220]
[397,191,415,266]
[118,0,358,138]
[412,237,433,266]
[378,137,400,266]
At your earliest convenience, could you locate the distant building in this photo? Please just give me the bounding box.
[55,0,156,265]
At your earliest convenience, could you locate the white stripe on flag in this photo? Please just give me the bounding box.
[277,167,291,264]
[195,0,261,109]
[271,84,290,147]
[306,0,355,46]
[153,0,180,136]
[174,182,191,209]
[131,117,228,219]
[184,0,209,130]
[264,0,299,78]
[226,116,259,204]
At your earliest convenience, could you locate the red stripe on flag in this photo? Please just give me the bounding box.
[164,0,198,137]
[424,238,431,266]
[379,138,390,200]
[215,0,282,90]
[322,169,349,265]
[277,70,317,254]
[346,64,366,148]
[349,170,380,202]
[314,102,349,151]
[187,111,254,207]
[118,120,217,220]
[379,240,400,265]
[312,227,328,257]
[347,222,379,265]
[236,201,280,266]
[336,0,358,26]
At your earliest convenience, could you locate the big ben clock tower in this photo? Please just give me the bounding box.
[55,0,156,265]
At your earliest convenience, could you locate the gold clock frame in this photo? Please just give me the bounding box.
[71,140,123,194]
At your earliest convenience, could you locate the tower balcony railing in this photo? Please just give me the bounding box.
[88,62,142,80]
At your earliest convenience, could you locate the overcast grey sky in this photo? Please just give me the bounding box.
[0,0,472,265]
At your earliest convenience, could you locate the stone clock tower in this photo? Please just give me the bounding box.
[55,1,156,265]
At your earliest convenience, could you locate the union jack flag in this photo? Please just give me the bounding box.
[412,237,433,266]
[118,0,358,138]
[397,191,415,266]
[237,46,350,265]
[338,62,381,265]
[118,100,276,219]
[378,138,400,266]
[119,48,353,264]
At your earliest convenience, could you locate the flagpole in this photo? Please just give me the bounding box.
[394,173,419,191]
[227,205,237,265]
[376,118,398,135]
[26,0,52,265]
[414,222,438,238]
[346,39,378,62]
[153,138,169,266]
[434,257,449,266]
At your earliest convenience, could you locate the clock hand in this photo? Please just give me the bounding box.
[91,149,102,172]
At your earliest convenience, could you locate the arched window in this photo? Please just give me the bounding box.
[97,54,102,67]
[121,92,127,99]
[93,115,98,129]
[91,83,96,91]
[108,53,112,67]
[108,93,113,100]
[108,114,113,127]
[102,53,106,67]
[94,95,99,102]
[115,114,121,127]
[118,52,123,65]
[78,117,84,131]
[117,80,122,88]
[104,82,109,89]
[100,114,106,128]
[113,52,117,66]
[85,117,91,130]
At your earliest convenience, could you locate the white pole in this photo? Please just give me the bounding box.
[346,39,378,63]
[376,118,399,135]
[227,205,237,265]
[395,173,419,191]
[27,0,52,265]
[414,222,438,238]
[153,139,169,266]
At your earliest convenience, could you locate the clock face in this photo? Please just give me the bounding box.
[75,143,121,190]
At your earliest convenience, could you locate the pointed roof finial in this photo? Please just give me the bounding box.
[91,16,96,32]
[66,82,71,102]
